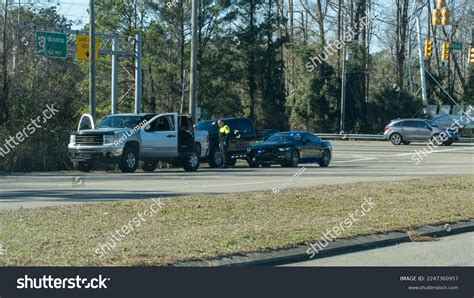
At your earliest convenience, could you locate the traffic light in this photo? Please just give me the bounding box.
[469,46,474,64]
[424,39,433,58]
[441,43,450,61]
[432,8,442,25]
[433,0,450,26]
[437,0,446,9]
[441,8,451,25]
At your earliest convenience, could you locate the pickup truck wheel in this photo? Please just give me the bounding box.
[247,160,259,168]
[119,147,138,173]
[195,143,202,158]
[209,146,223,168]
[141,161,157,172]
[226,158,237,167]
[183,151,200,172]
[73,161,94,172]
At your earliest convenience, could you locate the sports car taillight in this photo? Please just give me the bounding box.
[384,127,390,132]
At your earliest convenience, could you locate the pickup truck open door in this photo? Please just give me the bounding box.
[141,113,178,158]
[178,115,195,154]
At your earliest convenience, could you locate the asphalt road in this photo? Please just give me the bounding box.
[283,232,474,266]
[0,141,473,210]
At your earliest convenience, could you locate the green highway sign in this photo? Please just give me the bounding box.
[450,42,463,51]
[35,31,67,58]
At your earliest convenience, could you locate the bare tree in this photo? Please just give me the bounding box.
[394,0,410,91]
[1,0,11,125]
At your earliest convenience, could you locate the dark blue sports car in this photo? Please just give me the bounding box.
[246,131,332,168]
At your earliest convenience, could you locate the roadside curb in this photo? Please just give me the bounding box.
[173,219,474,267]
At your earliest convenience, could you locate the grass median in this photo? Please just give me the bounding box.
[0,175,473,266]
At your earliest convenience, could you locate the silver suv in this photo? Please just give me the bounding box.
[383,119,458,146]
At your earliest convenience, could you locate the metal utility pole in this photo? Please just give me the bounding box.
[415,12,428,109]
[111,38,119,114]
[89,0,96,121]
[189,0,198,120]
[340,43,347,134]
[134,34,142,114]
[180,69,187,114]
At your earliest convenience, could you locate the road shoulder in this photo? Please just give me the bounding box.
[174,220,474,267]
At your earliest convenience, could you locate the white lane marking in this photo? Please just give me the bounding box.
[369,147,474,157]
[333,157,378,163]
[334,147,474,159]
[200,182,266,188]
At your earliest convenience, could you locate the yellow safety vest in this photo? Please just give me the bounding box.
[219,125,230,135]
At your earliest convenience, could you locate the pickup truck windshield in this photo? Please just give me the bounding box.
[195,121,219,134]
[97,116,146,129]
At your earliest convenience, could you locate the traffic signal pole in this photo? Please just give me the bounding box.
[134,34,142,114]
[111,38,119,114]
[415,13,428,108]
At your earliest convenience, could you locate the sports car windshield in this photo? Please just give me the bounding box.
[267,133,302,143]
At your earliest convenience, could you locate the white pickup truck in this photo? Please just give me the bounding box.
[68,112,209,173]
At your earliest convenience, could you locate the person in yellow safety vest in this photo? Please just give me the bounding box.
[218,120,231,168]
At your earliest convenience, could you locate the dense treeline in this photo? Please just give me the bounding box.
[0,0,473,171]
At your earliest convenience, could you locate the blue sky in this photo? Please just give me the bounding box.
[54,0,89,29]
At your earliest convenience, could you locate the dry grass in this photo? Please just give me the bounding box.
[0,175,472,266]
